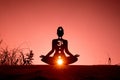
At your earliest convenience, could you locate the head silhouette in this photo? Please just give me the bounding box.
[57,27,64,38]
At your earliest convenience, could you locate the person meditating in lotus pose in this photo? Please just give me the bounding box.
[40,27,79,65]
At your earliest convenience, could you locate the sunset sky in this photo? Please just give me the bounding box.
[0,0,120,65]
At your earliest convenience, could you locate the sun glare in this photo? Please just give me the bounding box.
[57,56,63,65]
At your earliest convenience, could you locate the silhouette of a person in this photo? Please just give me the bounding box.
[108,57,111,65]
[40,27,79,65]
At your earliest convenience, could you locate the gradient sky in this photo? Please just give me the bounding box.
[0,0,120,65]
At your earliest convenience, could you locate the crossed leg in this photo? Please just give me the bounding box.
[41,56,78,65]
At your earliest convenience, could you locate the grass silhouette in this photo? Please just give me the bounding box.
[0,39,34,65]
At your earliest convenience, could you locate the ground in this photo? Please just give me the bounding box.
[0,65,120,80]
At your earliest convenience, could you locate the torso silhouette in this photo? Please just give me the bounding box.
[47,38,72,58]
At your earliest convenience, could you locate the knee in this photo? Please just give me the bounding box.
[41,56,48,61]
[75,57,78,61]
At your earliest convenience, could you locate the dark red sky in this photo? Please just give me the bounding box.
[0,0,120,65]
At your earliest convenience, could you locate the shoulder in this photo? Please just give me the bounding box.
[52,39,58,43]
[52,39,58,41]
[62,39,68,43]
[62,38,67,41]
[52,39,68,42]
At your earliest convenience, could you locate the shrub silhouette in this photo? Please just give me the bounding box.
[20,50,34,65]
[0,39,34,65]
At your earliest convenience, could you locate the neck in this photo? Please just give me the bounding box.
[58,37,62,39]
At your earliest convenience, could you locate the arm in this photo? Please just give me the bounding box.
[46,40,54,57]
[65,40,73,56]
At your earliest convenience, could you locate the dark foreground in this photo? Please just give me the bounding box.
[0,65,120,80]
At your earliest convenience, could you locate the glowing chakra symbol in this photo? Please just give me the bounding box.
[57,40,63,46]
[59,28,62,31]
[57,56,63,65]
